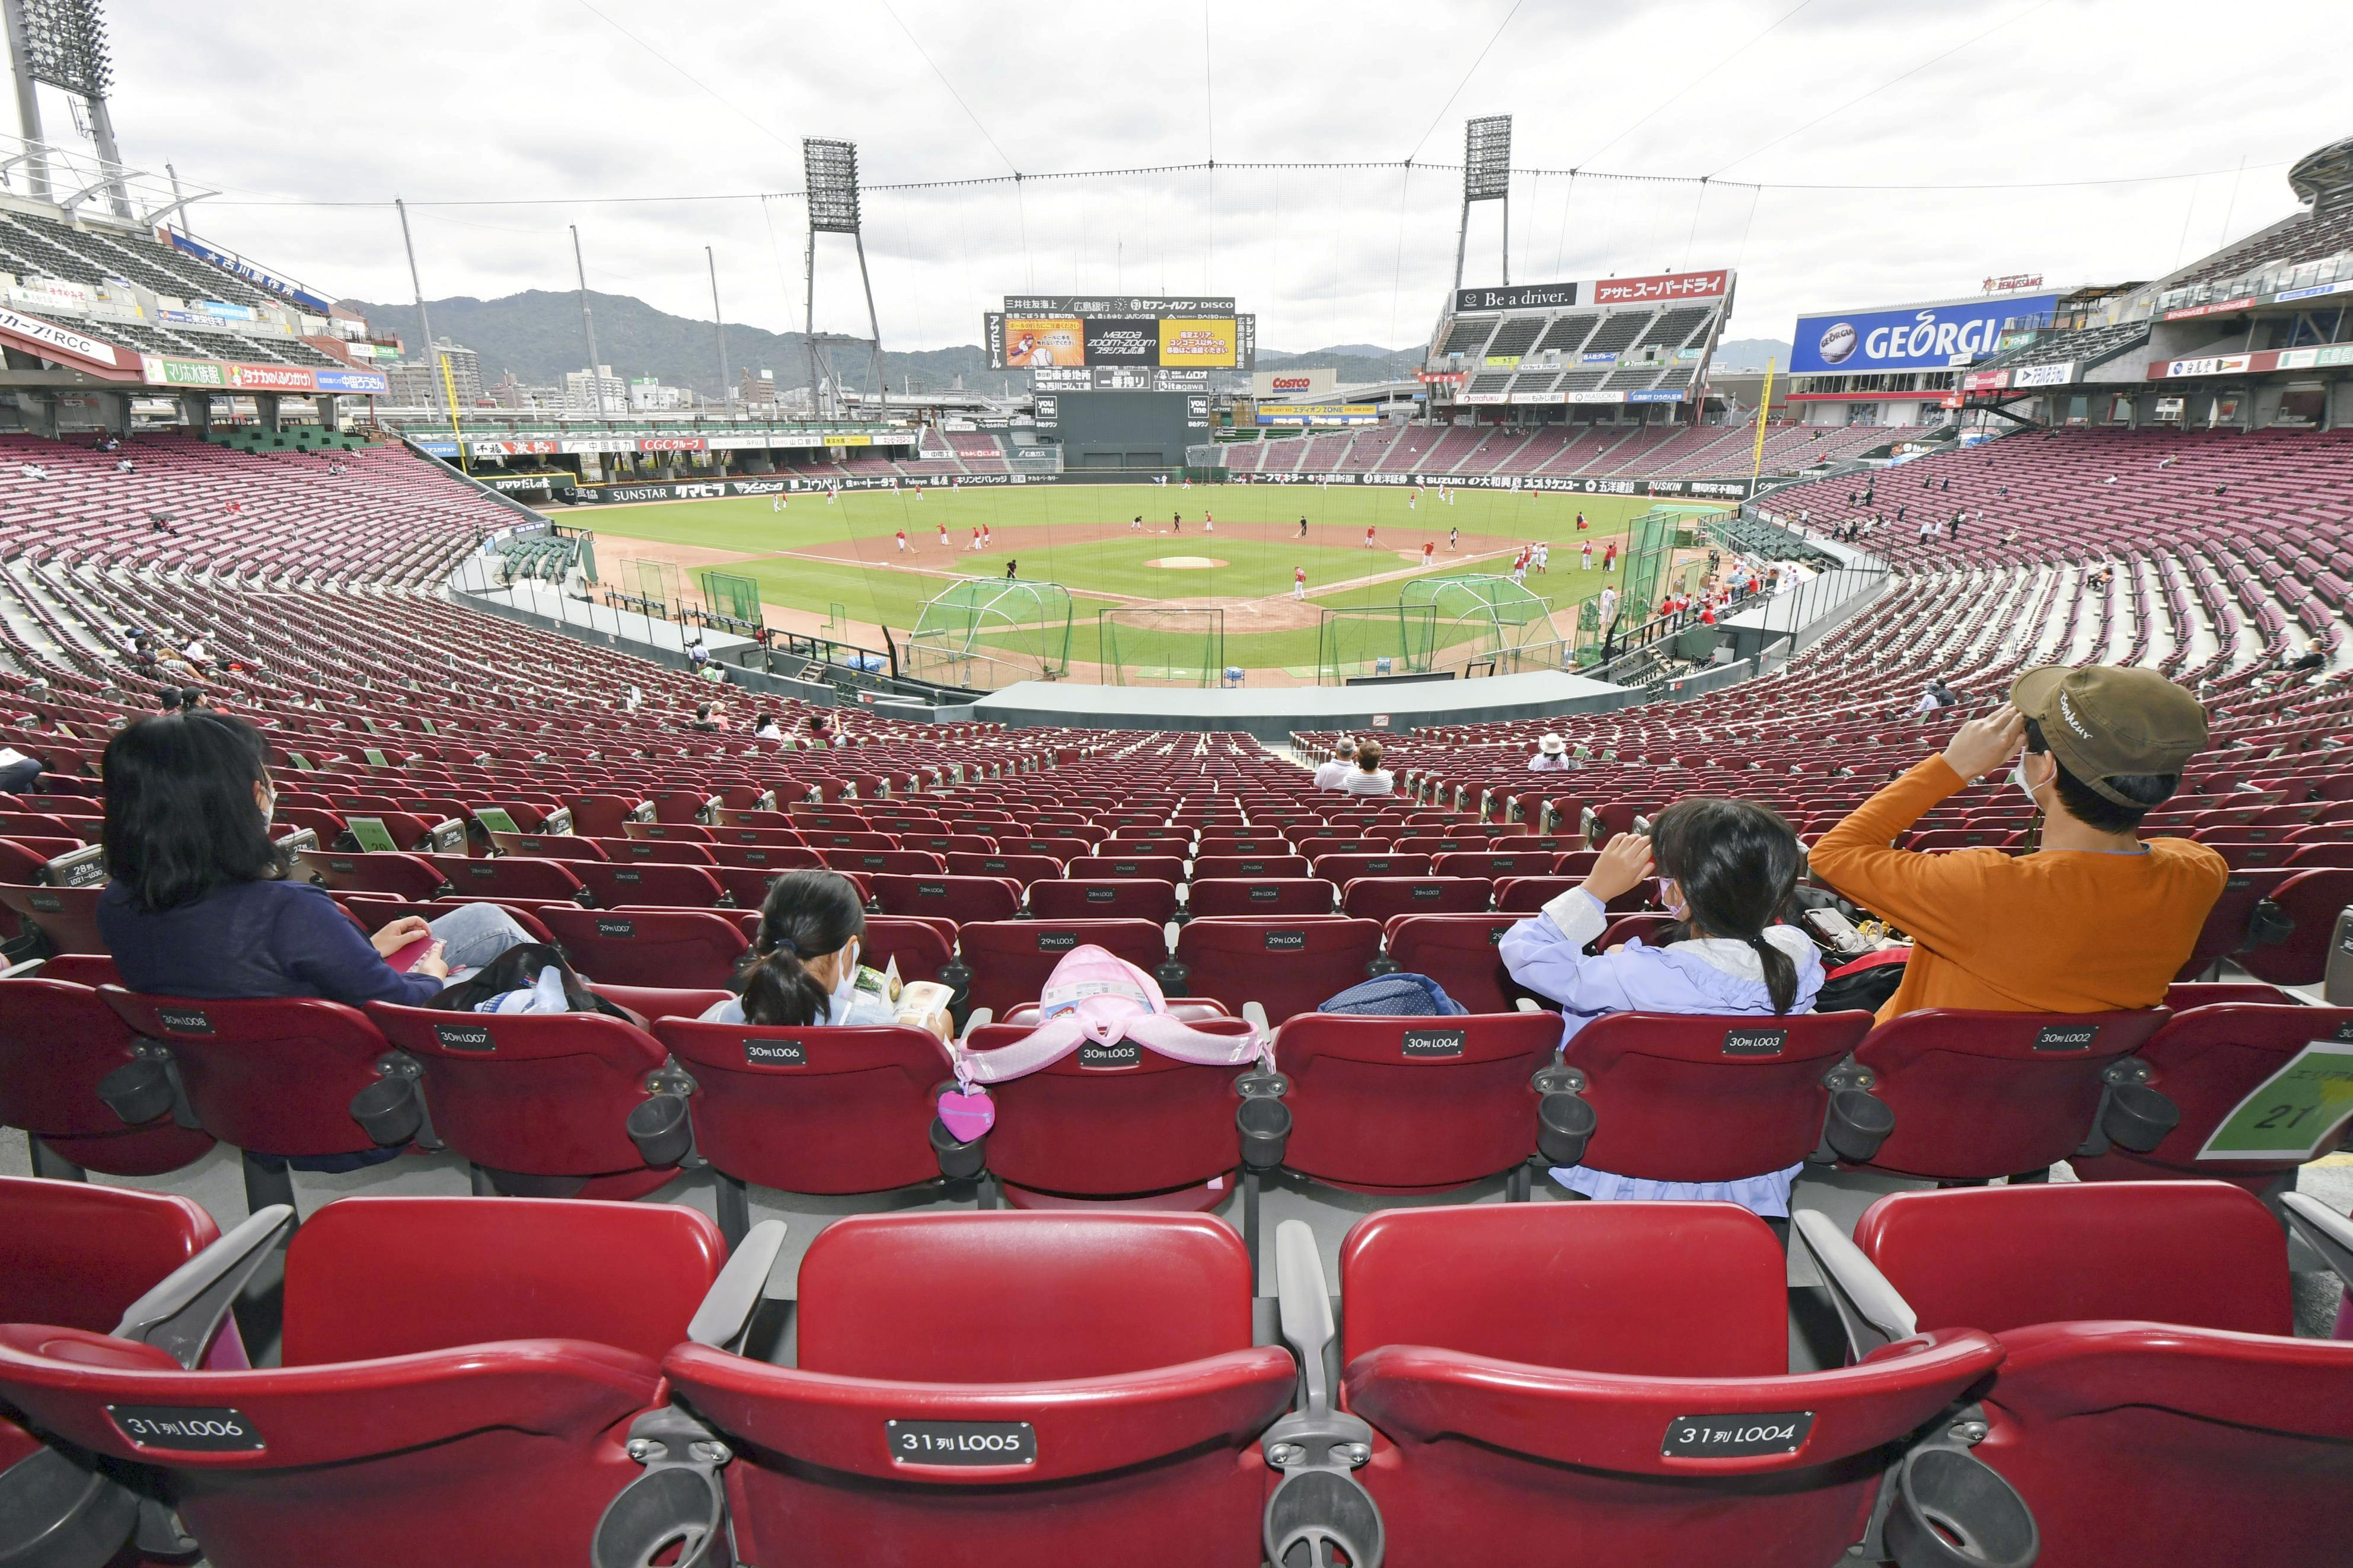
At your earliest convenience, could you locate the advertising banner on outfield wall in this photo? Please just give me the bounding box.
[1158,318,1239,367]
[1083,318,1158,364]
[1256,404,1379,426]
[572,472,1066,504]
[1791,293,2057,374]
[1254,368,1337,398]
[1226,470,1751,498]
[0,304,126,372]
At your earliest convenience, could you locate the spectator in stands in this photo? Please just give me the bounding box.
[752,712,784,740]
[178,688,206,712]
[621,684,642,714]
[1809,667,2226,1023]
[157,688,181,713]
[19,461,47,480]
[181,636,210,673]
[689,703,724,733]
[148,512,174,535]
[1313,739,1356,790]
[1344,740,1394,796]
[96,709,533,1040]
[0,743,40,794]
[687,640,709,669]
[1528,733,1577,771]
[697,869,945,1036]
[1498,798,1822,1216]
[807,711,839,746]
[114,456,134,474]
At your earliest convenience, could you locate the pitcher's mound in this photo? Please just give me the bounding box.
[1146,556,1227,569]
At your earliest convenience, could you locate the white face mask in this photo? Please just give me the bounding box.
[2012,756,2040,807]
[826,940,862,1022]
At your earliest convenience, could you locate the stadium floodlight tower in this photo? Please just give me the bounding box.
[2,0,130,218]
[1452,113,1512,291]
[802,136,887,419]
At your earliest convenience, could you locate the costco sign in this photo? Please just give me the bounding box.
[1251,366,1335,399]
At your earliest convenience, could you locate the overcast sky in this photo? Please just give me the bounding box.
[79,0,2349,356]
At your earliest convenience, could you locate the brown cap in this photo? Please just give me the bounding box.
[2009,665,2207,806]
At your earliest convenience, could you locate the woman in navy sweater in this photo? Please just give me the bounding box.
[97,711,528,1010]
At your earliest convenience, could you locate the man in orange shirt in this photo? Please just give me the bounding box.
[1809,665,2225,1022]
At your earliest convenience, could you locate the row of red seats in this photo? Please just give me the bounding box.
[1,1176,2345,1568]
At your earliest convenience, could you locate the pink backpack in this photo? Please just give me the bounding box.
[935,944,1265,1141]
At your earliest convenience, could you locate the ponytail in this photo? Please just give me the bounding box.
[737,869,867,1024]
[740,946,832,1027]
[1745,934,1799,1017]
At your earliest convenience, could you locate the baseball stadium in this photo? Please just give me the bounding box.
[2,4,2352,1566]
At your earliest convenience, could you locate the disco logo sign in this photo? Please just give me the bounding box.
[1791,295,2057,374]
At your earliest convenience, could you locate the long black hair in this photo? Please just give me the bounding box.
[739,869,868,1026]
[1649,796,1804,1015]
[102,711,286,911]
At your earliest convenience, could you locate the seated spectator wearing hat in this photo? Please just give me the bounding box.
[1312,739,1356,791]
[1810,665,2226,1023]
[1528,733,1577,771]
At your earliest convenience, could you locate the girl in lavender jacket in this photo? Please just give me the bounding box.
[1498,797,1824,1216]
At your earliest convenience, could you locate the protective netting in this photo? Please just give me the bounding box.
[1101,606,1226,686]
[905,576,1075,690]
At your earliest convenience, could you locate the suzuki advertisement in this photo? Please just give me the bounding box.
[1790,294,2057,374]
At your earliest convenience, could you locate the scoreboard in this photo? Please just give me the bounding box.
[985,296,1255,389]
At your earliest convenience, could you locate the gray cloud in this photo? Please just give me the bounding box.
[95,0,2344,355]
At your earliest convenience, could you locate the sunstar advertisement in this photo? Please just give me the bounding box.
[1791,294,2058,374]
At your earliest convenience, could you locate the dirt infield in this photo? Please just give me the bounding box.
[591,514,1617,663]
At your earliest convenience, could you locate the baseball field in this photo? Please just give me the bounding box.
[579,483,1722,682]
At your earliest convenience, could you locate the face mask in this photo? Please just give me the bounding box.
[826,940,862,1022]
[2011,758,2038,807]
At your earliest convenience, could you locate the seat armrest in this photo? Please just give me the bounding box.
[1273,1219,1336,1415]
[1792,1208,1917,1361]
[2283,1193,2353,1289]
[113,1205,295,1369]
[687,1220,786,1351]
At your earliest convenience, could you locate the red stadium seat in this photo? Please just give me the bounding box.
[425,852,586,904]
[1191,852,1312,881]
[653,1018,961,1242]
[1854,1007,2171,1180]
[1063,852,1187,883]
[1379,912,1524,1013]
[2069,1001,2353,1191]
[955,918,1170,1017]
[1274,1010,1560,1193]
[1338,875,1493,921]
[945,850,1068,884]
[97,990,410,1213]
[489,831,609,862]
[0,1195,740,1568]
[1169,916,1382,1023]
[538,907,748,989]
[1555,1010,1880,1184]
[1185,877,1337,917]
[870,872,1021,924]
[1340,1202,2005,1568]
[1837,1181,2353,1568]
[367,1004,689,1200]
[818,847,947,876]
[291,849,452,900]
[0,882,107,953]
[570,860,726,910]
[2237,867,2353,985]
[658,1213,1293,1568]
[0,973,215,1178]
[595,837,719,865]
[1027,877,1179,923]
[0,1176,227,1566]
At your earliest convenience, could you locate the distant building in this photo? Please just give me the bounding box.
[565,363,627,415]
[489,370,566,411]
[415,339,483,407]
[739,366,777,407]
[627,375,688,413]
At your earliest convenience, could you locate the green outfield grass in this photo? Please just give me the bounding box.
[582,483,1714,673]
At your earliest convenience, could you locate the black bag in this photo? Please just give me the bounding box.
[1816,950,1908,1014]
[430,941,633,1020]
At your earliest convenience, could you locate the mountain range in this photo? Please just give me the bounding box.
[341,288,1429,397]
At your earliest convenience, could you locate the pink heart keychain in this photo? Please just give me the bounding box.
[937,1085,995,1143]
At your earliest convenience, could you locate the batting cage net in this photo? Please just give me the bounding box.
[1099,606,1226,686]
[1398,573,1555,675]
[620,557,683,614]
[1315,603,1438,685]
[700,570,763,626]
[904,577,1075,691]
